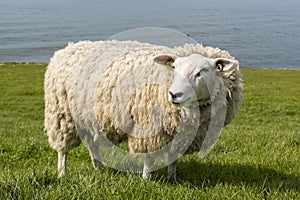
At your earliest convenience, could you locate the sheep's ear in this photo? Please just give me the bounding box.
[213,58,239,72]
[153,55,176,68]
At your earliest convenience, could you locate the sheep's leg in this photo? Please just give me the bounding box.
[88,142,102,170]
[86,135,102,170]
[58,151,67,177]
[167,153,178,183]
[142,156,155,180]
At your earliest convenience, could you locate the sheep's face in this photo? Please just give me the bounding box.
[154,54,237,106]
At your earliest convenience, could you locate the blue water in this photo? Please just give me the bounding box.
[0,0,300,69]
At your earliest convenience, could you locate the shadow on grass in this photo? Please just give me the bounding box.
[174,159,300,191]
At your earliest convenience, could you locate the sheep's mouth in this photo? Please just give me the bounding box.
[170,97,191,106]
[171,97,210,106]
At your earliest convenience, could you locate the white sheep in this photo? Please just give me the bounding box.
[44,40,243,181]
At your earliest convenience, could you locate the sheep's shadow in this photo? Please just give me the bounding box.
[168,159,300,192]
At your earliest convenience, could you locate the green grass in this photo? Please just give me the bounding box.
[0,63,299,199]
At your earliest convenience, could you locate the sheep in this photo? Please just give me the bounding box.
[44,40,243,181]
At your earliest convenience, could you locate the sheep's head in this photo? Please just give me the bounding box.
[154,54,238,106]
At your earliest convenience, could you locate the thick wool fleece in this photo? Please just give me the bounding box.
[44,40,243,155]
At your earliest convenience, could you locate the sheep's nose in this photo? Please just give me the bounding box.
[169,91,183,99]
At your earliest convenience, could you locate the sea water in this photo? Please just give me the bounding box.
[0,0,299,69]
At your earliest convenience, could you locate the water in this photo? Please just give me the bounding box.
[1,0,300,69]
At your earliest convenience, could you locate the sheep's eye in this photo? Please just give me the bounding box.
[216,62,224,71]
[195,71,201,77]
[166,62,175,69]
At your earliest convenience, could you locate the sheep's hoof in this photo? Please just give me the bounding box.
[58,170,66,178]
[167,175,177,184]
[142,172,151,180]
[92,158,103,170]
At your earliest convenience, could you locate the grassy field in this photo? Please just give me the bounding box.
[0,63,299,199]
